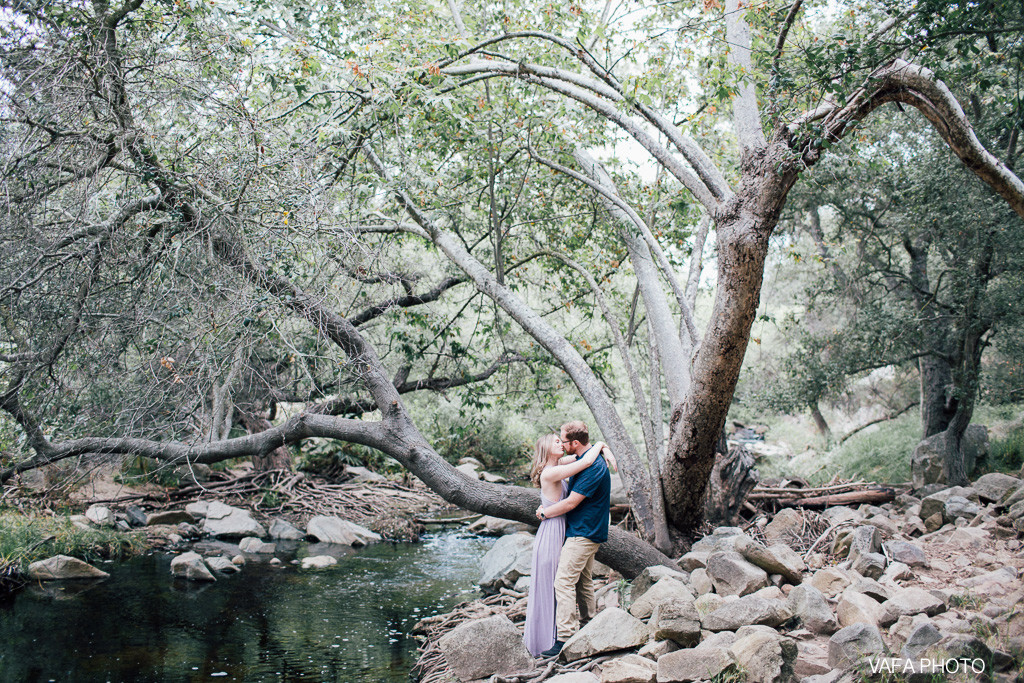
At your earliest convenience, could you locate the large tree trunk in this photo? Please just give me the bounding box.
[663,165,792,532]
[919,355,958,438]
[810,402,832,441]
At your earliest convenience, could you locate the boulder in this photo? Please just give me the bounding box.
[171,462,213,485]
[846,526,882,562]
[901,621,942,660]
[972,473,1021,503]
[306,516,381,546]
[600,653,657,683]
[300,556,337,569]
[847,576,890,603]
[123,505,148,528]
[910,425,988,488]
[561,608,649,662]
[455,463,480,479]
[238,537,276,554]
[788,584,839,635]
[919,486,981,520]
[650,598,701,647]
[693,593,729,618]
[679,551,710,571]
[729,625,798,683]
[706,551,769,596]
[879,587,946,626]
[346,465,387,483]
[466,515,532,536]
[170,551,216,581]
[146,510,196,526]
[734,536,803,585]
[631,565,690,603]
[628,577,694,620]
[701,595,793,632]
[850,552,886,580]
[827,623,885,669]
[548,674,599,683]
[882,540,927,567]
[943,496,981,523]
[478,532,534,593]
[268,518,305,540]
[881,561,914,583]
[26,555,110,580]
[692,526,745,553]
[820,507,860,526]
[480,471,508,484]
[767,543,807,577]
[458,456,484,468]
[638,639,679,660]
[437,614,534,681]
[205,556,239,573]
[202,502,266,538]
[184,500,209,518]
[809,568,851,597]
[690,568,713,596]
[836,588,884,628]
[763,509,804,544]
[657,647,735,683]
[85,505,115,526]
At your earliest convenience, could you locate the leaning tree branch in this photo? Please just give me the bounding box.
[349,275,468,327]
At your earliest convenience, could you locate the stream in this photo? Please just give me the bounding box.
[0,529,495,682]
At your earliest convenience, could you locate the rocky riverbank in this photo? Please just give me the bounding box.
[414,472,1024,683]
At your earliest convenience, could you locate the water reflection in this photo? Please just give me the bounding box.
[0,530,495,682]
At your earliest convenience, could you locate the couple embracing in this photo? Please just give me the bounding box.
[523,420,616,658]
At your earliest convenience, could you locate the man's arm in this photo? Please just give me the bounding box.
[536,491,586,519]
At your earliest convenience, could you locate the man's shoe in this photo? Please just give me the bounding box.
[540,641,564,657]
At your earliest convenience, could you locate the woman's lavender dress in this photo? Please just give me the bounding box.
[523,481,568,656]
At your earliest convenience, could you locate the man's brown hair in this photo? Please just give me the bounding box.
[560,420,589,445]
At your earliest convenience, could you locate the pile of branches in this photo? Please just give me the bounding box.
[747,477,902,510]
[411,588,615,683]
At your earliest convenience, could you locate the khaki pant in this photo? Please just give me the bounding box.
[553,536,600,640]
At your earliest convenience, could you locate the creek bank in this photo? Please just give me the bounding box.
[415,471,1024,683]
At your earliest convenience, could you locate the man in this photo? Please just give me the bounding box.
[534,420,611,657]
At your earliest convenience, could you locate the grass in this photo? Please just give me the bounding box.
[0,511,147,591]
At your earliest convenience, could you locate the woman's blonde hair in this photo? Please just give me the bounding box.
[530,433,560,487]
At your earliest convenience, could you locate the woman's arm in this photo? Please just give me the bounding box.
[541,444,603,483]
[599,444,618,473]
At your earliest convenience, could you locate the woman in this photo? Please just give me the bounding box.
[522,434,614,656]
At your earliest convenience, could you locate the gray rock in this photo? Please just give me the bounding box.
[973,473,1021,503]
[300,555,337,569]
[827,623,885,668]
[437,614,534,680]
[478,532,534,593]
[706,551,769,596]
[631,565,690,603]
[763,509,804,544]
[465,516,532,536]
[455,463,480,479]
[268,518,305,540]
[820,507,861,526]
[729,625,798,683]
[767,543,807,577]
[701,595,793,632]
[692,526,745,553]
[170,551,216,581]
[943,496,982,523]
[123,505,148,528]
[628,577,694,620]
[171,462,213,485]
[693,593,729,618]
[734,535,803,585]
[847,526,882,562]
[547,674,599,683]
[346,465,387,483]
[911,425,988,488]
[85,505,115,526]
[850,552,886,579]
[205,556,239,573]
[936,634,992,663]
[638,639,679,660]
[561,607,649,662]
[679,550,710,571]
[651,598,701,647]
[836,588,884,628]
[809,568,850,597]
[879,587,946,626]
[27,555,110,580]
[788,584,839,634]
[238,537,276,554]
[600,654,657,683]
[480,471,508,483]
[920,486,981,520]
[306,516,380,546]
[146,510,196,526]
[882,540,927,567]
[901,621,942,660]
[202,502,266,539]
[657,647,736,682]
[184,500,208,518]
[691,568,713,595]
[881,561,914,583]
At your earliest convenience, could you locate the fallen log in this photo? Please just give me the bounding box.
[772,487,899,508]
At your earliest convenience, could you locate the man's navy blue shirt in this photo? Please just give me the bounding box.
[565,447,611,543]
